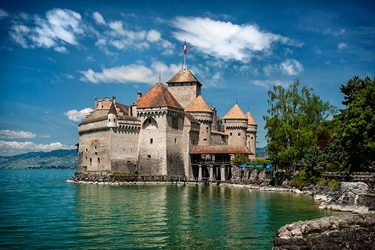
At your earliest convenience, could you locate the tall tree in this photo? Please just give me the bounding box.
[339,76,375,172]
[263,78,336,169]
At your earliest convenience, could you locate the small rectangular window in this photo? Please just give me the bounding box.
[150,138,153,144]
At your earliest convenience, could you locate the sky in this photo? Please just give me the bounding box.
[0,0,374,156]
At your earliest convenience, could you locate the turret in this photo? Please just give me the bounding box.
[107,102,118,128]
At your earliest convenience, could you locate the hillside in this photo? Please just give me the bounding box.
[0,149,77,169]
[256,146,268,158]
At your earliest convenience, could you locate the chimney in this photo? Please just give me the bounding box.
[94,97,99,109]
[112,95,116,104]
[137,91,142,101]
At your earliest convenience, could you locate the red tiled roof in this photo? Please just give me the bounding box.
[136,82,183,109]
[190,145,253,155]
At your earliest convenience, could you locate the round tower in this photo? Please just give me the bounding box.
[185,95,213,146]
[246,111,257,159]
[223,104,248,147]
[107,102,118,128]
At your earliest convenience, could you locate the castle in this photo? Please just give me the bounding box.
[77,67,257,182]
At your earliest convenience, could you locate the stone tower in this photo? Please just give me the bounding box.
[223,104,248,147]
[166,68,202,108]
[246,111,257,160]
[136,82,186,178]
[107,101,117,128]
[185,95,213,146]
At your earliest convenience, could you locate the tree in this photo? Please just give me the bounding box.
[304,145,325,176]
[339,76,375,172]
[263,78,337,169]
[231,154,249,165]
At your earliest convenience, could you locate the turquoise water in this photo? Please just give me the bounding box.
[0,169,342,249]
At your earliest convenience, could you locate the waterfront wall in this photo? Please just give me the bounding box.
[272,214,375,250]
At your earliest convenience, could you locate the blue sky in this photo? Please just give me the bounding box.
[0,0,374,156]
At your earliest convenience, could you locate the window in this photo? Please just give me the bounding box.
[150,138,153,144]
[175,138,177,144]
[149,119,152,124]
[98,158,100,164]
[90,158,92,166]
[172,117,178,129]
[238,133,241,136]
[230,132,232,136]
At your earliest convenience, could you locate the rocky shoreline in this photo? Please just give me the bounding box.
[272,213,375,249]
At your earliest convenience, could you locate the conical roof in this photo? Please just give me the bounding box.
[108,102,117,115]
[166,68,202,86]
[223,104,247,120]
[185,95,212,113]
[246,111,257,125]
[136,82,183,109]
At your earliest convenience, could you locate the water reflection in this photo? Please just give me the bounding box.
[74,184,343,249]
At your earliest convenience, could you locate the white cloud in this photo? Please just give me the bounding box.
[280,59,304,75]
[338,43,348,50]
[324,28,345,36]
[9,8,85,52]
[263,64,276,76]
[171,17,300,62]
[263,59,303,76]
[64,108,93,122]
[146,29,161,42]
[252,79,291,88]
[93,11,106,25]
[0,140,74,156]
[80,61,181,85]
[0,8,9,19]
[0,130,37,139]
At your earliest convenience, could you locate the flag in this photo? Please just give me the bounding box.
[184,41,187,55]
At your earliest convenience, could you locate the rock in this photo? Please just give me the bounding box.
[273,214,375,250]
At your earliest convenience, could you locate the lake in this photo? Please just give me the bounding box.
[0,169,342,249]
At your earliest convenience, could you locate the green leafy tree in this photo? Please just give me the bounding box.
[339,76,375,172]
[231,154,249,165]
[304,145,325,176]
[263,78,337,169]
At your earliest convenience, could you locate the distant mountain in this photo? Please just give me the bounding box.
[0,149,77,169]
[256,146,268,158]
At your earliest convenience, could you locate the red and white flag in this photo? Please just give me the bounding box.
[184,41,187,55]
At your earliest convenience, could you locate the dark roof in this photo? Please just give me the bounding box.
[115,103,130,116]
[190,146,254,155]
[136,82,183,109]
[108,102,117,114]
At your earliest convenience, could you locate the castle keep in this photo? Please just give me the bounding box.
[77,67,257,181]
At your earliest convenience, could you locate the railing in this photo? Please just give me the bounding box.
[191,161,232,166]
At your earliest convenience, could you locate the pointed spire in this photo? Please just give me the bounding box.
[223,104,247,120]
[108,102,117,115]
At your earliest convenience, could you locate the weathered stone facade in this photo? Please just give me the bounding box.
[76,67,257,181]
